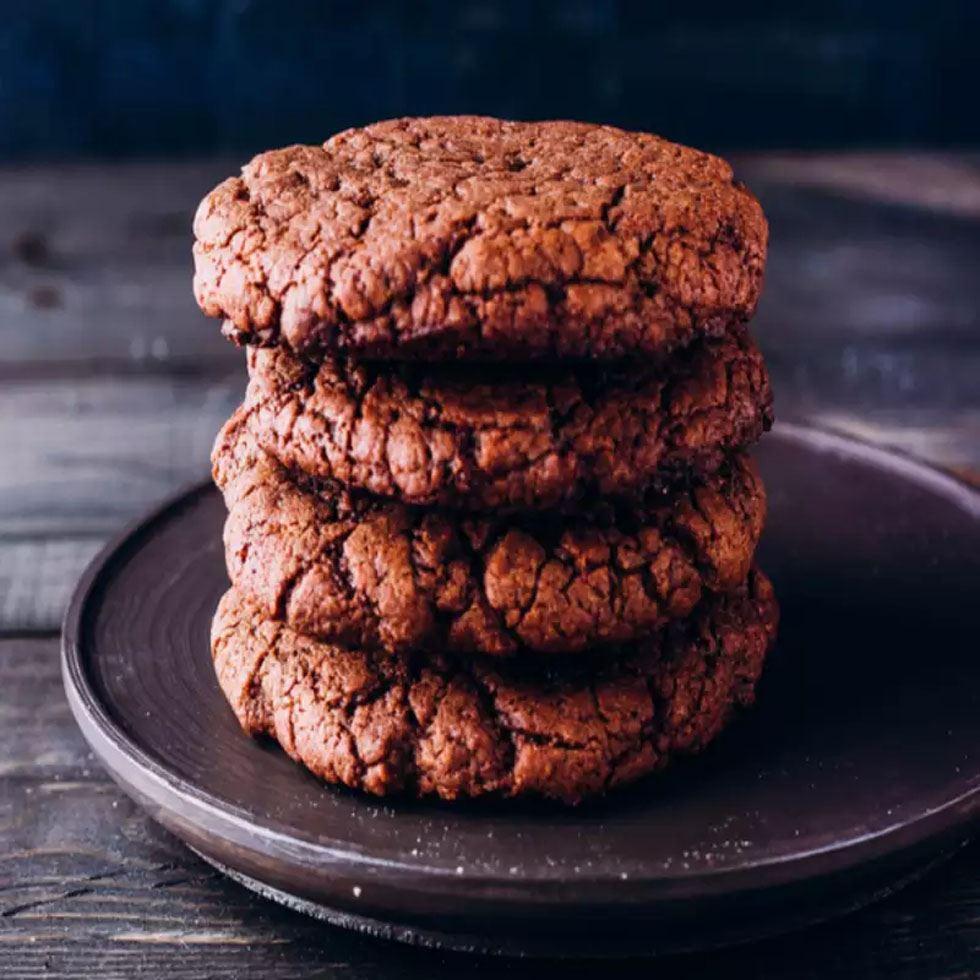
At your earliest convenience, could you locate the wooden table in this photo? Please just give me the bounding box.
[1,154,977,978]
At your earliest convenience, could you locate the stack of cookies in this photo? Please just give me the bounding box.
[194,117,778,805]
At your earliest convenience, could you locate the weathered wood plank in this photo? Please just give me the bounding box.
[737,153,980,218]
[0,637,977,979]
[0,368,980,630]
[0,374,243,631]
[0,154,977,373]
[0,154,977,977]
[1,358,977,633]
[0,159,236,371]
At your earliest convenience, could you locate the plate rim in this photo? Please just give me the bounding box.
[61,420,980,908]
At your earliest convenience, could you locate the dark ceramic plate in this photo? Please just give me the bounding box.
[62,424,980,958]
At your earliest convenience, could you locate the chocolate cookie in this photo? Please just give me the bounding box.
[213,412,766,657]
[194,116,767,361]
[243,327,772,512]
[212,570,778,804]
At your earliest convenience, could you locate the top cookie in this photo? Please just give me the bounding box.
[193,116,767,361]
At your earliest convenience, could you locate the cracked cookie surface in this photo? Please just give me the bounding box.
[244,327,772,512]
[194,116,767,361]
[211,569,777,804]
[213,410,766,657]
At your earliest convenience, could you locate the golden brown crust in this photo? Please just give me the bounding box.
[211,570,778,804]
[213,409,766,657]
[243,327,772,512]
[193,116,767,361]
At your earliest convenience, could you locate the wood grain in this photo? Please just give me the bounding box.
[1,637,978,979]
[0,160,234,371]
[1,154,977,632]
[0,374,243,630]
[1,154,977,370]
[2,374,976,634]
[0,153,977,975]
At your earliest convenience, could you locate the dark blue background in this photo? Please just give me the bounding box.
[1,0,977,160]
